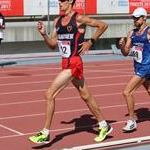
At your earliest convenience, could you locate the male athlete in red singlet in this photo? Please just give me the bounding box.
[29,0,112,144]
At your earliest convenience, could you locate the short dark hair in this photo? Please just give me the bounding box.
[0,12,4,17]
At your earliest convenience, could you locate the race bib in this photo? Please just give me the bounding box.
[57,40,71,58]
[130,46,143,63]
[0,19,3,25]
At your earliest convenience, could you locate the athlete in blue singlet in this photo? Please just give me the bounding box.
[119,7,150,132]
[29,0,113,144]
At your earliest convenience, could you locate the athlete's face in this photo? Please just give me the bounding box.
[58,0,70,11]
[132,16,145,27]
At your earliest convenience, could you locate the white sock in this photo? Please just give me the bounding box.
[42,128,50,136]
[98,120,107,128]
[129,119,136,123]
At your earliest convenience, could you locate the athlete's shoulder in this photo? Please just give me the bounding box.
[53,16,62,26]
[127,29,134,38]
[76,12,85,21]
[147,26,150,34]
[129,29,134,33]
[54,16,61,23]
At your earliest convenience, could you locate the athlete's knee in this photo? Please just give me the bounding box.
[122,89,132,98]
[45,90,55,101]
[146,88,150,95]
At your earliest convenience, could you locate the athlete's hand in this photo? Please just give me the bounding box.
[119,37,125,49]
[0,24,4,29]
[78,40,92,55]
[37,21,46,36]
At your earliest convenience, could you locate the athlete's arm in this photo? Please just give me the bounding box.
[77,14,107,40]
[147,28,150,43]
[119,30,133,56]
[38,18,58,50]
[76,14,108,54]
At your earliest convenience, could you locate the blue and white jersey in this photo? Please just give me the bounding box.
[131,26,150,65]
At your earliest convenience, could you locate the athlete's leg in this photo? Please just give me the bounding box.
[72,77,103,122]
[72,77,113,142]
[143,79,150,95]
[29,69,74,143]
[44,69,74,129]
[123,75,145,119]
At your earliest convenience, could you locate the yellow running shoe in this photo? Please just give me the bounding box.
[29,131,50,144]
[94,125,113,142]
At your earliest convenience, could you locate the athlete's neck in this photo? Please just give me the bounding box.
[136,23,147,33]
[64,7,74,17]
[139,24,147,31]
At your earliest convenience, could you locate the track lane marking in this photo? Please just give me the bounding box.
[0,124,24,135]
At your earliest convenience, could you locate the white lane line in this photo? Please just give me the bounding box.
[0,62,132,74]
[0,82,128,95]
[0,89,45,95]
[0,120,127,139]
[101,62,132,66]
[0,99,44,106]
[0,119,148,140]
[0,101,149,120]
[0,67,61,74]
[0,113,44,120]
[0,74,132,86]
[0,124,24,135]
[0,90,146,106]
[0,68,133,80]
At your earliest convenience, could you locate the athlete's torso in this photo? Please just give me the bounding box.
[131,26,150,65]
[56,12,84,58]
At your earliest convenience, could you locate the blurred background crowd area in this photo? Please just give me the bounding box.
[0,0,150,54]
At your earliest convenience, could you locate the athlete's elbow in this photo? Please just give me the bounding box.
[121,51,129,56]
[49,45,56,50]
[104,23,108,30]
[100,22,108,32]
[47,41,57,50]
[123,53,128,56]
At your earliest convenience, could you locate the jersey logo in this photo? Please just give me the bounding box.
[67,25,72,32]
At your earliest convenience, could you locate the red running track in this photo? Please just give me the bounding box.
[0,59,150,150]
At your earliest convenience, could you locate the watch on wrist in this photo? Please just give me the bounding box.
[42,33,47,36]
[90,38,95,45]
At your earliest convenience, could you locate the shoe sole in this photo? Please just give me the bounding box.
[29,138,50,144]
[122,128,137,132]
